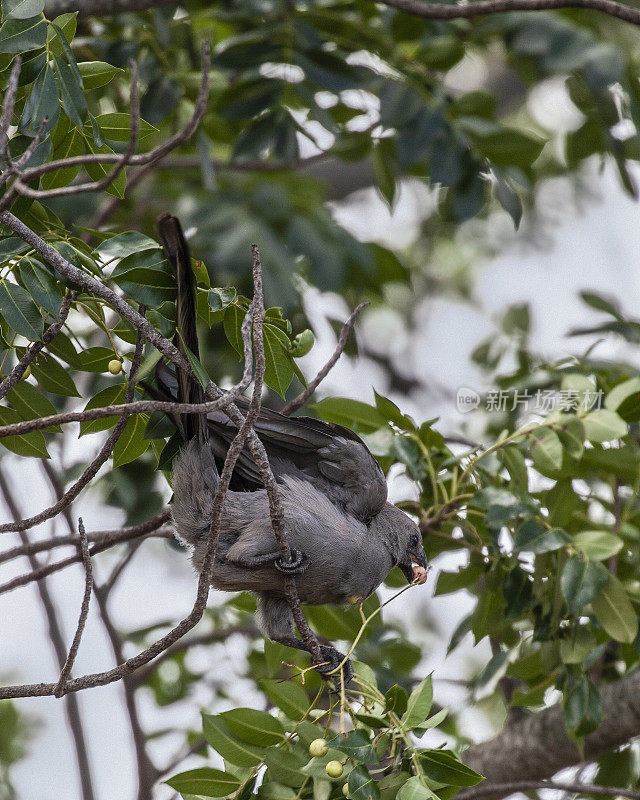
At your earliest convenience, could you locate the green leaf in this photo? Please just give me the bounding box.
[53,53,87,127]
[0,237,29,260]
[179,336,210,389]
[46,12,76,56]
[208,286,237,312]
[264,748,307,787]
[263,323,294,398]
[396,776,437,800]
[220,708,285,746]
[559,627,596,664]
[0,406,49,458]
[373,139,396,207]
[2,0,44,20]
[0,15,46,52]
[80,383,126,435]
[0,280,42,340]
[77,60,122,90]
[113,267,176,308]
[40,126,84,190]
[513,520,571,554]
[374,391,415,431]
[113,415,149,467]
[417,750,484,787]
[573,530,623,561]
[561,555,609,614]
[83,140,126,198]
[605,378,640,422]
[96,232,160,261]
[555,415,585,459]
[20,63,59,135]
[583,409,627,442]
[223,304,247,356]
[384,684,408,716]
[313,397,386,433]
[18,257,63,317]
[474,127,545,167]
[329,731,378,764]
[87,112,157,141]
[260,679,310,720]
[592,574,638,643]
[30,353,79,397]
[528,427,563,473]
[401,674,432,729]
[348,766,381,800]
[202,714,263,767]
[76,346,117,373]
[7,381,60,431]
[165,767,241,797]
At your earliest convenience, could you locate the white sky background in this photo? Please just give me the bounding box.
[4,131,640,797]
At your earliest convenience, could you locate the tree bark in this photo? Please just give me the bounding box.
[463,670,640,785]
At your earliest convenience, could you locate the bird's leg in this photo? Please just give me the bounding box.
[257,593,353,683]
[224,533,310,574]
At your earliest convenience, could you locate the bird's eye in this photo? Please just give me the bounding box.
[410,534,419,547]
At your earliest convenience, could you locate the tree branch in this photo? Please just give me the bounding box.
[376,0,640,24]
[281,301,369,415]
[0,317,146,534]
[462,669,640,791]
[0,291,75,401]
[456,781,640,800]
[0,470,97,800]
[54,518,93,698]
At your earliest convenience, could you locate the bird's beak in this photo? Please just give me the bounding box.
[399,548,428,583]
[411,549,428,570]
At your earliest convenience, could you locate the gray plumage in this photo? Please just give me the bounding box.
[155,214,428,681]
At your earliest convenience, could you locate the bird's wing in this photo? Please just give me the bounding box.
[155,362,387,522]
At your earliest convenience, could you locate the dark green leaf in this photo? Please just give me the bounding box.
[513,520,571,554]
[18,257,63,317]
[165,767,241,797]
[80,383,126,435]
[348,765,381,800]
[0,280,42,340]
[418,750,484,787]
[220,708,285,746]
[0,15,46,52]
[329,731,378,764]
[0,405,49,458]
[202,714,263,767]
[561,555,609,614]
[113,415,149,467]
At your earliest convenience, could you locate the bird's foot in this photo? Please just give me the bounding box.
[315,645,353,685]
[274,550,309,574]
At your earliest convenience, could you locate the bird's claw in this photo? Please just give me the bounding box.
[315,645,353,685]
[274,550,309,574]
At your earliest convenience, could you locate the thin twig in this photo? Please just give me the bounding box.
[0,511,171,565]
[0,469,96,800]
[281,302,369,416]
[0,292,75,401]
[54,518,94,698]
[455,781,640,800]
[0,316,147,534]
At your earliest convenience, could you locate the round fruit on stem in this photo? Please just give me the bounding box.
[309,739,328,758]
[108,359,122,375]
[325,761,344,778]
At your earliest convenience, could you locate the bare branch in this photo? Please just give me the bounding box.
[0,521,174,595]
[281,301,369,416]
[376,0,640,24]
[0,469,96,800]
[455,781,640,800]
[0,291,75,401]
[132,625,259,687]
[0,318,146,534]
[0,511,171,566]
[54,518,94,698]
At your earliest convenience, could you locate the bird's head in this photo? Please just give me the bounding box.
[374,503,428,584]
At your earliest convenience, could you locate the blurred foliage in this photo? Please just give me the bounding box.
[4,1,640,798]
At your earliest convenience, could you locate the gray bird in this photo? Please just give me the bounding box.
[155,214,428,682]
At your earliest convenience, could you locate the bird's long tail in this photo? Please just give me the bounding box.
[157,213,207,444]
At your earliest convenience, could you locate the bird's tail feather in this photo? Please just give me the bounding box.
[157,213,207,444]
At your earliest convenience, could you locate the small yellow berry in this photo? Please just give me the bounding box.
[325,761,344,778]
[108,359,122,375]
[309,739,328,758]
[342,784,349,797]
